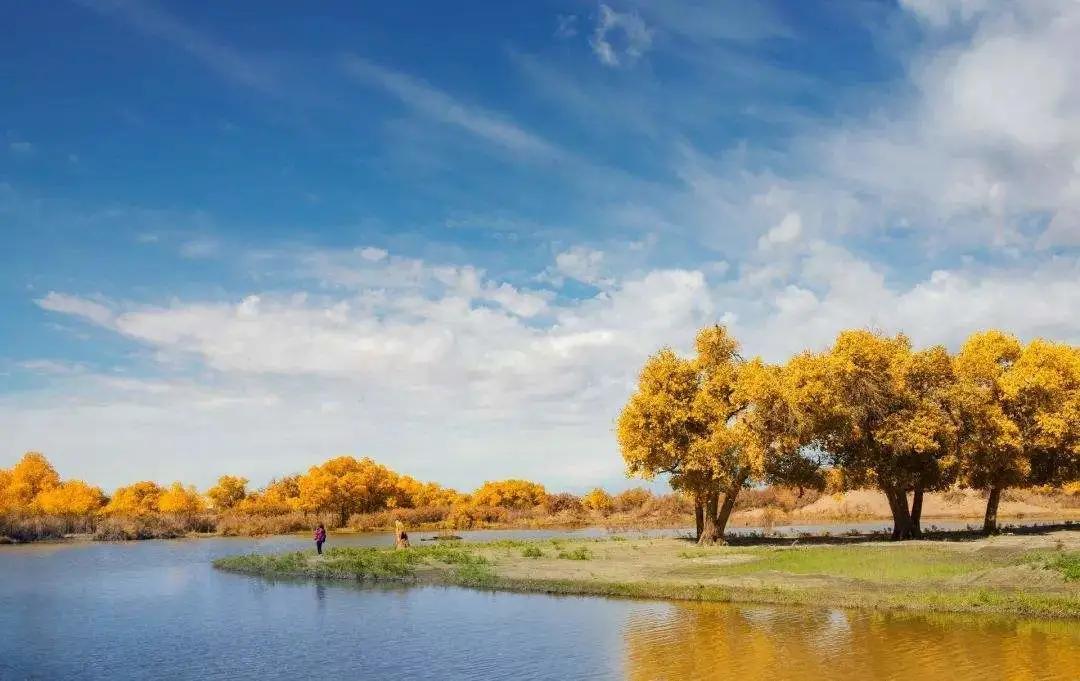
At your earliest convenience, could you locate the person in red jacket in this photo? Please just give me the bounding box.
[314,523,326,555]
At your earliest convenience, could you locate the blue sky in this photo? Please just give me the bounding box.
[3,0,1079,492]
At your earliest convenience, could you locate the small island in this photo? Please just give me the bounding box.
[214,528,1080,619]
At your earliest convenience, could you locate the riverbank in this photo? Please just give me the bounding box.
[215,528,1080,619]
[5,485,1078,544]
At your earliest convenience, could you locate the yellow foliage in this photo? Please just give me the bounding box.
[297,456,400,525]
[795,330,958,494]
[617,347,703,487]
[614,487,653,511]
[236,476,301,515]
[157,482,205,515]
[582,487,614,513]
[33,480,106,516]
[0,468,15,513]
[207,475,248,510]
[5,452,61,510]
[471,479,547,509]
[618,325,819,522]
[103,481,164,516]
[955,332,1080,490]
[394,475,462,508]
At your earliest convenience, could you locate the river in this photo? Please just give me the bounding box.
[2,527,1078,680]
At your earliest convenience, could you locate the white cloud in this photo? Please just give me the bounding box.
[179,237,219,259]
[8,141,34,155]
[900,0,996,27]
[37,292,115,326]
[18,246,721,489]
[591,4,652,67]
[555,14,578,39]
[21,240,1080,490]
[358,246,388,262]
[17,360,87,375]
[758,211,803,250]
[554,246,606,285]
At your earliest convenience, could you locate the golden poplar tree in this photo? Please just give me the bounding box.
[619,325,820,544]
[157,482,205,516]
[617,345,709,538]
[471,479,548,509]
[582,488,614,513]
[788,331,958,539]
[207,475,248,511]
[297,456,400,526]
[6,452,61,510]
[33,480,106,517]
[103,481,164,516]
[955,331,1080,532]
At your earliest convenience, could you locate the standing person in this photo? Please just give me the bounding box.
[314,523,326,555]
[394,520,410,549]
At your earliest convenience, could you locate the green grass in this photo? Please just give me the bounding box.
[708,545,1002,582]
[213,544,487,580]
[1030,551,1080,581]
[557,546,592,560]
[521,545,544,558]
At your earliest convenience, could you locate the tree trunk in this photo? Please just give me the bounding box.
[910,486,924,539]
[715,489,739,539]
[983,487,1002,535]
[714,472,749,541]
[339,507,349,529]
[698,489,720,545]
[693,499,704,541]
[885,487,912,540]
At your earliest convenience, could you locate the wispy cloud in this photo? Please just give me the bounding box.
[590,4,652,67]
[8,140,34,155]
[37,292,115,326]
[342,55,570,162]
[76,0,279,93]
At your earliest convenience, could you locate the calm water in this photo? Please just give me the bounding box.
[2,528,1078,680]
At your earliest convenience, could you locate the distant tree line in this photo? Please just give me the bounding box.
[0,452,682,541]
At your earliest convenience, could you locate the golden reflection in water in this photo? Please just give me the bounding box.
[623,602,1080,681]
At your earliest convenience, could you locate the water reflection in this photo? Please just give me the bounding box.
[2,533,1078,680]
[624,601,1080,680]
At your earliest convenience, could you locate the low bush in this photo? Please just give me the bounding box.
[93,514,188,541]
[348,506,451,532]
[614,487,653,512]
[736,486,822,513]
[521,545,544,558]
[544,493,584,514]
[557,546,591,560]
[216,511,317,536]
[0,513,71,542]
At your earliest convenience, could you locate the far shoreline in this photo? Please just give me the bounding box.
[9,514,1076,547]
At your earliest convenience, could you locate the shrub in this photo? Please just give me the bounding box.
[735,486,822,513]
[446,503,509,530]
[614,487,653,512]
[582,488,615,514]
[544,493,583,514]
[557,546,591,560]
[93,514,187,541]
[0,513,70,542]
[216,511,316,536]
[521,545,544,558]
[471,479,547,509]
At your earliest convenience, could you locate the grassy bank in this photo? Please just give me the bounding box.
[214,529,1080,618]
